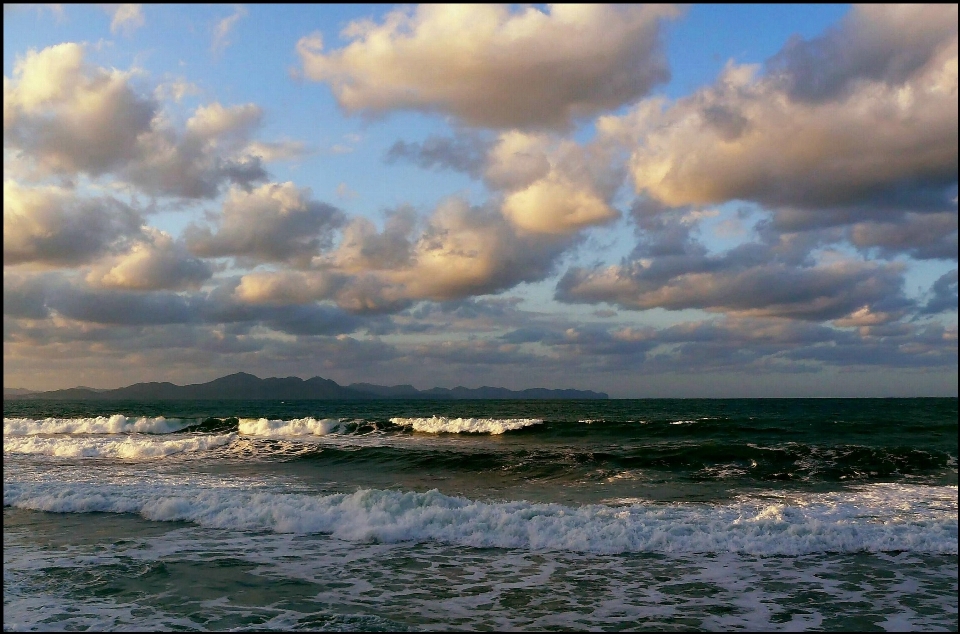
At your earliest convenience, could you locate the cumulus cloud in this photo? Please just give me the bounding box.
[297,4,678,129]
[4,43,274,198]
[558,258,907,321]
[491,131,626,235]
[921,269,958,314]
[556,206,910,322]
[605,4,957,213]
[386,129,623,235]
[767,4,958,103]
[186,101,261,141]
[236,197,572,312]
[3,181,142,267]
[848,212,958,261]
[185,182,345,265]
[123,101,269,198]
[86,228,213,291]
[4,42,156,176]
[3,272,366,336]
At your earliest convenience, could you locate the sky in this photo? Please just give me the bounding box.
[3,4,957,397]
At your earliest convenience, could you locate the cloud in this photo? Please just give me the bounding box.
[3,272,366,335]
[556,206,910,322]
[212,5,247,55]
[123,101,269,198]
[387,129,623,235]
[184,182,345,265]
[848,212,958,261]
[236,197,572,312]
[297,4,678,129]
[335,182,357,200]
[103,4,144,36]
[558,259,907,322]
[604,4,957,213]
[4,4,65,22]
[86,228,213,291]
[244,140,308,163]
[186,101,261,141]
[4,42,156,176]
[3,181,142,267]
[153,78,200,103]
[767,5,958,103]
[502,178,616,236]
[385,134,488,177]
[4,43,272,198]
[921,269,958,314]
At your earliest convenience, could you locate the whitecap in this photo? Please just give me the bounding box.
[4,481,955,556]
[3,416,189,436]
[3,434,237,459]
[389,416,542,434]
[238,418,340,437]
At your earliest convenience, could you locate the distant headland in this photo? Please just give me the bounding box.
[3,372,608,400]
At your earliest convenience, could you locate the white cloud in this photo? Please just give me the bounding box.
[236,197,572,311]
[603,5,957,212]
[212,5,247,55]
[4,42,155,176]
[244,140,308,163]
[4,43,272,198]
[86,227,212,291]
[153,78,200,103]
[103,4,144,36]
[185,182,345,265]
[298,4,679,129]
[3,181,142,267]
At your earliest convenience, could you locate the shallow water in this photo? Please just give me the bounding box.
[4,398,957,631]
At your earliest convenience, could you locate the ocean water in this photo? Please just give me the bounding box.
[3,398,957,632]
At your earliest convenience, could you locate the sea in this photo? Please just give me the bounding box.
[3,398,957,631]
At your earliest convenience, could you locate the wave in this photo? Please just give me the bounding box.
[4,481,955,555]
[389,416,543,434]
[3,416,190,436]
[238,418,340,437]
[3,434,237,459]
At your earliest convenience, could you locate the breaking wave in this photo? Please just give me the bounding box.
[3,416,190,436]
[238,418,340,437]
[389,416,543,434]
[4,481,955,556]
[3,434,237,459]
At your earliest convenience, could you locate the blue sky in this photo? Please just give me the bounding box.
[3,4,957,396]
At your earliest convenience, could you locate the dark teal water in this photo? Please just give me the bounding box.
[4,398,958,631]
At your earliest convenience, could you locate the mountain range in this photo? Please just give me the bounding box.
[3,372,607,400]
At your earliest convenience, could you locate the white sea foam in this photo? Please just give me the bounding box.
[4,481,955,555]
[238,417,340,437]
[3,434,237,459]
[389,416,543,434]
[3,416,190,436]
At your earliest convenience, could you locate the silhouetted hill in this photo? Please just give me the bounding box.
[3,387,36,397]
[347,383,606,399]
[8,372,608,400]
